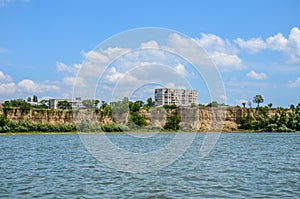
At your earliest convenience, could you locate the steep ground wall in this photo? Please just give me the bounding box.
[0,107,271,131]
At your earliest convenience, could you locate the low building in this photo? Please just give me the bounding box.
[155,88,198,107]
[49,98,84,109]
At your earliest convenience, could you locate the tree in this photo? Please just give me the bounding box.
[253,95,264,107]
[129,100,144,112]
[247,101,252,108]
[242,102,246,108]
[206,101,226,107]
[164,116,181,131]
[3,99,32,109]
[100,100,108,109]
[33,95,38,102]
[40,100,49,108]
[146,97,155,107]
[82,99,99,108]
[268,103,273,108]
[290,104,295,109]
[130,112,146,127]
[57,100,72,109]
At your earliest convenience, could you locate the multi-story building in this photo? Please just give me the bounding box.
[154,88,198,107]
[49,97,84,109]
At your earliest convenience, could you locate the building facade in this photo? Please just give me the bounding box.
[155,88,198,107]
[49,98,84,109]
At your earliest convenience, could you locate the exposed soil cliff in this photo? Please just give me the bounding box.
[0,107,270,131]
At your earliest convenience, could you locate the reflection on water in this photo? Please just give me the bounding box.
[0,133,299,198]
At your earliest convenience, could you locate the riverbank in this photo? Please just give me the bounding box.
[1,130,298,136]
[1,106,300,133]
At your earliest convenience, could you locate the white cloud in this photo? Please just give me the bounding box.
[174,63,188,77]
[40,84,60,92]
[285,27,300,64]
[288,77,300,88]
[235,37,266,53]
[140,40,159,49]
[247,70,268,80]
[106,67,125,83]
[196,33,237,54]
[210,52,243,71]
[56,62,81,74]
[0,70,12,82]
[166,82,176,88]
[63,77,85,87]
[83,50,109,63]
[236,27,300,64]
[0,82,16,94]
[266,33,288,51]
[219,94,227,101]
[193,33,242,70]
[18,79,41,93]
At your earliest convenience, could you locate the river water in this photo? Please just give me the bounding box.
[0,133,299,198]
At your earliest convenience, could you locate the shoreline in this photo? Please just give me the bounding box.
[1,131,299,136]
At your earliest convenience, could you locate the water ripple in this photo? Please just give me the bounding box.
[0,133,299,198]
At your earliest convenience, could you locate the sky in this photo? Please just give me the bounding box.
[0,0,300,107]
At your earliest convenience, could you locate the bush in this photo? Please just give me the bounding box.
[163,104,177,109]
[164,116,181,131]
[100,123,130,132]
[130,112,146,127]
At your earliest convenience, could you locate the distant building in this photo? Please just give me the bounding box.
[49,97,84,109]
[28,101,42,106]
[155,88,198,107]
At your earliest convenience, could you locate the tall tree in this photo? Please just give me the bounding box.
[253,95,264,107]
[57,100,72,109]
[82,99,99,108]
[247,101,252,108]
[242,102,246,108]
[33,95,38,102]
[146,97,155,107]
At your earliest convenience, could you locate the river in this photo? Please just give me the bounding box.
[0,133,299,198]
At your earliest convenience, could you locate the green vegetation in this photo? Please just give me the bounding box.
[163,104,177,109]
[82,99,100,108]
[163,116,181,131]
[253,94,264,107]
[239,105,300,132]
[1,95,300,133]
[3,99,32,109]
[130,112,147,127]
[57,100,72,110]
[0,118,76,133]
[206,101,227,107]
[146,97,155,108]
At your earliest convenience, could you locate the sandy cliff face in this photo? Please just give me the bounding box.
[1,107,263,131]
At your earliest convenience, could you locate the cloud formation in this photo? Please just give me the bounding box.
[235,37,266,53]
[56,62,81,74]
[235,27,300,64]
[288,77,300,88]
[0,71,12,82]
[195,33,243,71]
[247,70,268,80]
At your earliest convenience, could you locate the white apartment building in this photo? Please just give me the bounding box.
[155,88,198,107]
[49,98,84,109]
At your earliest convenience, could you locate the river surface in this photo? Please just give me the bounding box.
[0,133,299,198]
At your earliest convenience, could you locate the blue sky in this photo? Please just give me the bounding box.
[0,0,300,107]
